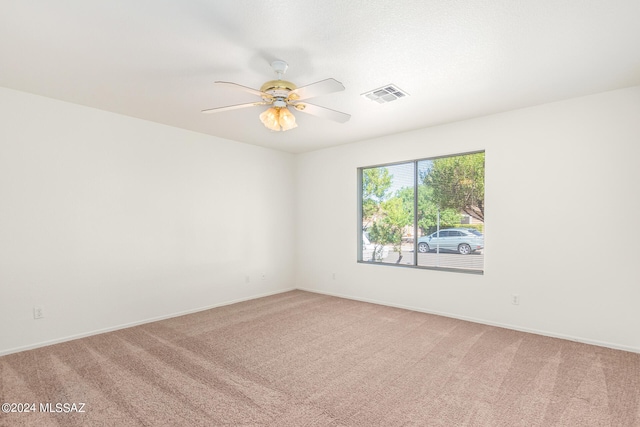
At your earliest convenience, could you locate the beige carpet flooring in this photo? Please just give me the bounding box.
[1,290,639,426]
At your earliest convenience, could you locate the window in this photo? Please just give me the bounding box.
[358,151,485,274]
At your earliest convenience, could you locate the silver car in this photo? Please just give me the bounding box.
[417,228,484,255]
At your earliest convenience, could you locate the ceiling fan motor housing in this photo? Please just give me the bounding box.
[260,80,297,97]
[260,80,297,101]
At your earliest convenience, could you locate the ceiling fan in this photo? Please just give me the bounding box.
[201,60,350,132]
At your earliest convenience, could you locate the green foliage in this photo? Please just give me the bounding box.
[396,185,460,236]
[416,186,460,235]
[367,196,412,262]
[362,167,414,262]
[362,167,395,260]
[457,223,484,233]
[367,221,398,252]
[362,167,392,220]
[362,167,392,201]
[424,152,485,222]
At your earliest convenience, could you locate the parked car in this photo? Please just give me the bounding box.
[362,235,390,261]
[417,228,484,255]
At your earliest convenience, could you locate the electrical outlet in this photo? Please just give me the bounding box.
[33,306,44,319]
[511,294,520,305]
[261,274,266,281]
[332,272,336,280]
[245,275,250,283]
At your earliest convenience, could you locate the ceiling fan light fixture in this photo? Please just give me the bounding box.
[259,107,281,131]
[259,107,297,132]
[278,107,297,131]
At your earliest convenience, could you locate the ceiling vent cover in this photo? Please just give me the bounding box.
[362,84,409,104]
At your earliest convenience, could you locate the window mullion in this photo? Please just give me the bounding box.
[413,160,418,266]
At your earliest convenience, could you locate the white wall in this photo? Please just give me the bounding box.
[0,87,296,355]
[2,86,639,356]
[295,86,640,352]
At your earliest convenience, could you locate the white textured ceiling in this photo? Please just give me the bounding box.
[1,0,639,153]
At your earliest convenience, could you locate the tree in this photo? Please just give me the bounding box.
[362,168,413,263]
[362,167,392,227]
[424,152,485,222]
[367,196,412,263]
[396,185,460,236]
[361,167,393,261]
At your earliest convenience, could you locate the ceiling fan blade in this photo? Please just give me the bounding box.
[289,78,345,101]
[214,81,270,98]
[201,101,270,114]
[291,102,351,123]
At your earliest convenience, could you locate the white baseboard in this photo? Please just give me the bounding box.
[296,287,640,354]
[5,286,637,357]
[0,287,296,357]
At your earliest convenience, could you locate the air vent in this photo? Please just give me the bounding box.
[361,84,409,104]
